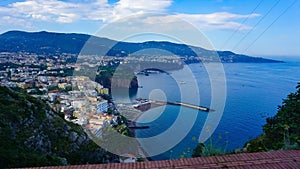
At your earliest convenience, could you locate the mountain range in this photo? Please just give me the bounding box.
[0,31,282,63]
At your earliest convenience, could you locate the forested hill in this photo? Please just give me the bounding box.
[0,31,281,63]
[0,87,118,168]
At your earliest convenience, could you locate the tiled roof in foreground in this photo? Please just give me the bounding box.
[23,150,300,169]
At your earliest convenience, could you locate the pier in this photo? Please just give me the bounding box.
[166,101,213,112]
[134,99,214,112]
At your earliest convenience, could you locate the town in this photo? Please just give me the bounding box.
[0,52,135,139]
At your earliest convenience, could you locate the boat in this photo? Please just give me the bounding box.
[179,80,186,84]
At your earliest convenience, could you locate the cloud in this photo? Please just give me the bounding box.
[176,12,260,31]
[115,0,171,12]
[0,16,33,29]
[0,0,259,31]
[111,12,260,32]
[0,0,172,23]
[0,0,82,23]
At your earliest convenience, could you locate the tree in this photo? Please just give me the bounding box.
[246,83,300,152]
[192,143,205,157]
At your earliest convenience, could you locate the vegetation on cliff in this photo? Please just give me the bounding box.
[96,66,138,89]
[0,87,118,168]
[245,83,300,152]
[72,65,138,90]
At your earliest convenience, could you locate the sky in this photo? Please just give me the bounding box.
[0,0,299,57]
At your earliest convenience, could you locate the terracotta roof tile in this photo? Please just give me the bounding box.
[17,150,300,169]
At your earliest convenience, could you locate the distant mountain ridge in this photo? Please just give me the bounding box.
[0,31,282,63]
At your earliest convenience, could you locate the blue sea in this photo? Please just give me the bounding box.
[123,57,300,160]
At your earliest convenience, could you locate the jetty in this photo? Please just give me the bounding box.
[134,99,214,112]
[166,101,213,112]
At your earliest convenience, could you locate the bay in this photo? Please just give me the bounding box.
[132,58,300,160]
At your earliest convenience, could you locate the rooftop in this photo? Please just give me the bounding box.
[20,150,300,169]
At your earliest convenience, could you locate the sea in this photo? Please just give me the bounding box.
[115,57,300,160]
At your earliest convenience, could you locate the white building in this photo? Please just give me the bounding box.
[97,100,108,113]
[119,154,137,163]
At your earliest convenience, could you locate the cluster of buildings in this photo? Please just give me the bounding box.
[0,52,126,138]
[58,77,122,138]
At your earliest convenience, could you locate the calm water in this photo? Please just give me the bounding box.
[130,58,300,160]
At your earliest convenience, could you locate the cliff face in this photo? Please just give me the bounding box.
[0,87,118,168]
[94,66,139,90]
[111,76,139,89]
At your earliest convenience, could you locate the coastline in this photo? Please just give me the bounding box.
[127,118,153,161]
[128,103,163,161]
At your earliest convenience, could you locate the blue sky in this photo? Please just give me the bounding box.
[0,0,299,56]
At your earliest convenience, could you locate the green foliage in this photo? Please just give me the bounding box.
[0,86,46,121]
[192,143,205,157]
[114,124,130,136]
[107,109,113,115]
[201,143,227,156]
[95,66,116,88]
[95,66,139,89]
[246,83,300,152]
[191,141,228,158]
[191,132,230,158]
[137,158,144,162]
[0,87,63,168]
[0,86,115,168]
[0,149,63,168]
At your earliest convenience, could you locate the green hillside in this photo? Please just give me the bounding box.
[0,86,118,168]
